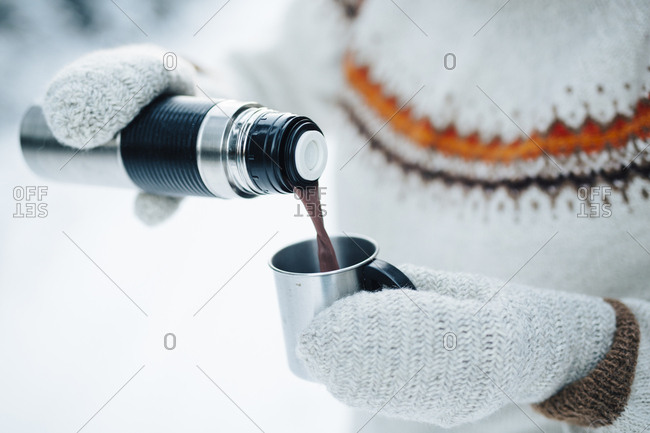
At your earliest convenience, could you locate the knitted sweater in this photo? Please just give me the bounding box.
[222,1,650,432]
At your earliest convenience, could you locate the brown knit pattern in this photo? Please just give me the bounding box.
[532,299,640,427]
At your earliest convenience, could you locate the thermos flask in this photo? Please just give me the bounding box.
[20,95,328,198]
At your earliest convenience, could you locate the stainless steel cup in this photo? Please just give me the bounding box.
[269,234,415,381]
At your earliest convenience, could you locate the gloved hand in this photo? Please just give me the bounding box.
[297,264,647,429]
[43,44,196,225]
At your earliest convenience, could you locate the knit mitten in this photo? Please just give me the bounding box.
[43,44,196,225]
[297,264,647,430]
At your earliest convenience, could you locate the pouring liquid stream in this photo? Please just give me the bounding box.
[294,183,340,272]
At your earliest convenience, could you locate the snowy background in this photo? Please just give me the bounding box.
[0,1,352,431]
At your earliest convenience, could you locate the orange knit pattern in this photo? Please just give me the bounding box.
[344,53,650,163]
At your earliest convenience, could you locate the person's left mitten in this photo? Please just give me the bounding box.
[297,265,648,431]
[43,44,196,225]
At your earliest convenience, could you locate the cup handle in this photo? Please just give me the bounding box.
[361,259,416,292]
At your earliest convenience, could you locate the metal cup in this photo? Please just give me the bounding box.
[269,234,415,381]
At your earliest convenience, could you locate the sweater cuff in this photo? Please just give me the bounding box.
[532,298,640,427]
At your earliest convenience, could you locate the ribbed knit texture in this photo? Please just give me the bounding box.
[562,299,650,433]
[44,44,196,149]
[533,299,640,426]
[297,264,617,427]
